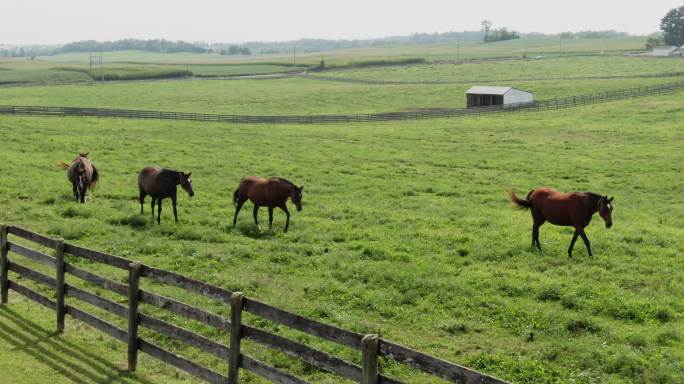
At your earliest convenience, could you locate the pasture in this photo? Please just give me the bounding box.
[0,41,683,383]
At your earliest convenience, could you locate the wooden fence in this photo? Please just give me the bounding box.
[1,81,682,125]
[0,224,508,384]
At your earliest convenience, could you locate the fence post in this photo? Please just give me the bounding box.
[55,239,66,333]
[361,334,379,384]
[228,292,244,384]
[127,262,142,372]
[0,225,8,304]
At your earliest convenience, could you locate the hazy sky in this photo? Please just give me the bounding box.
[2,0,680,45]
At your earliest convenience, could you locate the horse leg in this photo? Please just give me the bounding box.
[532,219,544,251]
[150,198,156,221]
[253,205,260,226]
[139,190,146,215]
[172,196,178,223]
[268,207,274,229]
[279,204,290,232]
[233,199,246,226]
[72,183,78,202]
[157,198,162,225]
[579,230,592,257]
[568,228,580,258]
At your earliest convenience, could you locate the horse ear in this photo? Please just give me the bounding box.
[187,172,192,178]
[299,186,304,191]
[608,196,614,202]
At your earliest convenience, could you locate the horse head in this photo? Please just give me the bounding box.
[79,152,89,158]
[598,196,614,228]
[291,185,303,211]
[179,172,194,197]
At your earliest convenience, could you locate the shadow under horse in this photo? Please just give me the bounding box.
[509,188,613,257]
[233,177,303,232]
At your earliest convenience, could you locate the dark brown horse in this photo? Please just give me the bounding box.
[138,166,194,224]
[58,152,99,203]
[509,188,613,257]
[233,177,303,232]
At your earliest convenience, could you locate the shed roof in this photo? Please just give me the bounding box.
[466,86,532,95]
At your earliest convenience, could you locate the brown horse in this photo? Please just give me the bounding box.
[509,188,614,257]
[58,152,99,203]
[138,166,194,224]
[233,177,303,232]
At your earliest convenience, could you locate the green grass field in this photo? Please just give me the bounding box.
[1,88,683,383]
[1,40,683,383]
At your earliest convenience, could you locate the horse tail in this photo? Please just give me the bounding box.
[58,160,70,170]
[508,189,531,209]
[89,164,99,190]
[233,187,239,206]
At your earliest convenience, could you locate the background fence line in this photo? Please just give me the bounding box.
[1,81,682,125]
[0,224,508,384]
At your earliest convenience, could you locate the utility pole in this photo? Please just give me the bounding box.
[293,45,296,66]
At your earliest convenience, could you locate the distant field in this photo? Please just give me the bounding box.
[0,73,678,114]
[37,36,647,66]
[312,56,684,83]
[0,59,91,84]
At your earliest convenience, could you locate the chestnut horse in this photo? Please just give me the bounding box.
[58,152,99,203]
[232,177,303,232]
[138,166,194,224]
[509,188,614,257]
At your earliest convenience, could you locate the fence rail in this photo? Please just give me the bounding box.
[1,81,683,125]
[0,224,508,384]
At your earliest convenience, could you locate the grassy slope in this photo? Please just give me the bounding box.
[0,92,682,383]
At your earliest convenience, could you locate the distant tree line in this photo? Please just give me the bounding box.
[0,39,208,58]
[558,30,629,39]
[59,39,208,54]
[218,45,252,55]
[211,31,487,55]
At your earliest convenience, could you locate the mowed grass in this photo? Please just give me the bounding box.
[0,91,683,383]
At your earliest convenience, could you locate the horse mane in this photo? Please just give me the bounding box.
[585,192,603,207]
[272,177,297,190]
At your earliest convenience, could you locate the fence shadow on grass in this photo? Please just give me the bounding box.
[0,305,155,384]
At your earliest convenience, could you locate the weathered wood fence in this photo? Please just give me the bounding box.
[1,81,682,125]
[0,224,508,384]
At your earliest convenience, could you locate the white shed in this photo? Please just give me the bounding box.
[466,86,534,108]
[651,46,681,57]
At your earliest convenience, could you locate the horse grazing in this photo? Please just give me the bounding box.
[138,166,194,224]
[509,188,613,257]
[58,152,99,203]
[232,177,303,232]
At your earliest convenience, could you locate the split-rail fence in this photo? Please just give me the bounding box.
[0,224,508,384]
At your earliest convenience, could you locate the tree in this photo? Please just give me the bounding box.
[660,5,684,46]
[228,45,239,55]
[645,33,664,50]
[481,20,492,42]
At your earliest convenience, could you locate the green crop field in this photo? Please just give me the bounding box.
[0,42,683,384]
